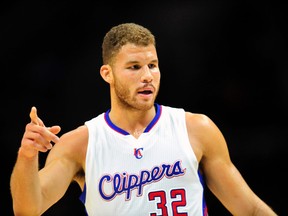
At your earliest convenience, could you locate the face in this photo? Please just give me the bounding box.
[108,43,160,111]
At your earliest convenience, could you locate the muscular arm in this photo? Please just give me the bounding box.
[11,149,43,216]
[185,112,277,216]
[10,107,87,216]
[40,126,88,205]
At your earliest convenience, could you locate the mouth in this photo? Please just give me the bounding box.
[138,90,153,95]
[137,84,155,97]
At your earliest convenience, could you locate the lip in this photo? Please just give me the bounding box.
[137,92,153,100]
[137,86,154,99]
[137,85,154,93]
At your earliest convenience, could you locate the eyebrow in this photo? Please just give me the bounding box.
[126,59,158,65]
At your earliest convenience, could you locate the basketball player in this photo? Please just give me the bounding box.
[10,23,277,215]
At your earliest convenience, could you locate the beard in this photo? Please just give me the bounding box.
[113,78,159,112]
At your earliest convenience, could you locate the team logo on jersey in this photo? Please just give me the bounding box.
[134,148,143,159]
[98,160,186,201]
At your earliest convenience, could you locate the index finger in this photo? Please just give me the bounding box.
[29,106,39,125]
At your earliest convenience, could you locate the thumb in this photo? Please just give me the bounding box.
[29,106,45,126]
[29,106,39,125]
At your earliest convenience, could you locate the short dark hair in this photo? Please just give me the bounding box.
[102,23,156,65]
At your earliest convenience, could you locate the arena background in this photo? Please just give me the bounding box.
[2,1,287,215]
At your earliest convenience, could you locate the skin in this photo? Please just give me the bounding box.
[10,43,277,216]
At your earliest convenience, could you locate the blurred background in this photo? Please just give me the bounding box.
[2,1,287,215]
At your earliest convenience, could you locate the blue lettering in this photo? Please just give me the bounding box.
[98,160,186,201]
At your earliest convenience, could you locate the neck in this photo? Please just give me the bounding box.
[108,104,156,136]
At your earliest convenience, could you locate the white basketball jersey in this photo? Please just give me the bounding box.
[80,104,208,216]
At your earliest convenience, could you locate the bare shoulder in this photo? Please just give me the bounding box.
[46,125,88,172]
[60,125,89,147]
[185,112,211,126]
[185,112,217,136]
[184,112,227,162]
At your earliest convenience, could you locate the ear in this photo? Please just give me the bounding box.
[100,64,113,84]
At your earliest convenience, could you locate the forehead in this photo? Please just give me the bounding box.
[116,43,158,62]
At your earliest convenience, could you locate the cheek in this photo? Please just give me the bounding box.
[115,75,135,90]
[153,72,161,83]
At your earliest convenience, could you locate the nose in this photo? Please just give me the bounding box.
[141,65,153,83]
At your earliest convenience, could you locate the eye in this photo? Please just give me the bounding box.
[148,63,157,69]
[129,64,141,70]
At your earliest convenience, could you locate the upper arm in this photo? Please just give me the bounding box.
[185,112,261,215]
[38,125,88,213]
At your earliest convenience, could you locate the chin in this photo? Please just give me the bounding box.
[132,100,154,111]
[141,101,155,110]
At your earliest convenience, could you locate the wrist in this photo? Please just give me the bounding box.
[18,146,38,160]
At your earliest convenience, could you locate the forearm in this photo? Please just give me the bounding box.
[10,148,43,216]
[254,199,278,216]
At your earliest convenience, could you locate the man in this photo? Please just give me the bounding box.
[10,23,277,215]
